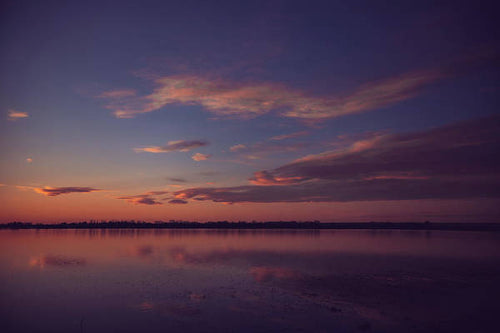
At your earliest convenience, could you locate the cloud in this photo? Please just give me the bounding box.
[98,89,137,98]
[250,171,304,185]
[251,115,500,184]
[117,195,162,205]
[100,70,442,119]
[34,186,101,197]
[199,171,219,176]
[270,131,309,141]
[192,153,211,161]
[134,197,162,205]
[166,177,187,183]
[230,144,246,152]
[229,141,308,160]
[168,199,188,204]
[174,115,500,203]
[7,109,29,121]
[26,158,33,163]
[116,190,168,205]
[146,190,169,195]
[134,140,209,153]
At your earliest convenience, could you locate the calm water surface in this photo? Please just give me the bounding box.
[1,229,499,332]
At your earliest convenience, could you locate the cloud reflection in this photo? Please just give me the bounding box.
[29,255,86,268]
[250,266,302,283]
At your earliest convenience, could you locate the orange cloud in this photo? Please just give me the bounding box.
[34,186,101,196]
[7,109,29,121]
[101,70,442,120]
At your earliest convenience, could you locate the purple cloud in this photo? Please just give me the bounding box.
[249,115,500,184]
[117,190,168,205]
[168,199,188,204]
[270,131,309,141]
[174,115,500,203]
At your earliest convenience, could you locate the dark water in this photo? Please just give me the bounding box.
[1,229,499,332]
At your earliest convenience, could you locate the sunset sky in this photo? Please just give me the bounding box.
[1,0,499,222]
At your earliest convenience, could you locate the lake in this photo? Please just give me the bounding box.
[1,229,499,332]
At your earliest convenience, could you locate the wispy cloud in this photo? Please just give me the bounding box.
[192,153,211,161]
[229,144,246,152]
[7,109,29,121]
[174,115,500,203]
[134,140,209,153]
[98,89,137,98]
[166,177,187,183]
[33,186,101,197]
[116,190,168,205]
[100,70,442,120]
[119,196,162,205]
[270,131,309,141]
[229,141,307,160]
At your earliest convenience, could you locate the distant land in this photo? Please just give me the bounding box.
[1,221,499,231]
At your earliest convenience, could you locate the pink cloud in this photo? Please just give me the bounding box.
[249,171,304,185]
[191,153,211,161]
[229,144,246,152]
[100,70,442,120]
[98,89,137,98]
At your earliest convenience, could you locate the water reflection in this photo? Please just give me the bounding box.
[249,266,302,283]
[29,255,86,268]
[1,229,499,333]
[135,245,154,257]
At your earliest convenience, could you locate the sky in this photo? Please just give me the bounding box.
[1,0,499,223]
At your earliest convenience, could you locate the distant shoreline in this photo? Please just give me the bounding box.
[1,221,499,231]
